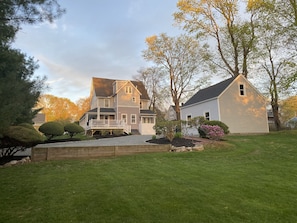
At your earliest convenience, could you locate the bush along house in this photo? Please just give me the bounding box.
[79,77,156,136]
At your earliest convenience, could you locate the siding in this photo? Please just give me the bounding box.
[219,76,269,133]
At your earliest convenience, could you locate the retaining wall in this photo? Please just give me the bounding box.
[32,144,171,162]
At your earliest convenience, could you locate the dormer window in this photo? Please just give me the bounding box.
[125,86,132,94]
[239,84,245,96]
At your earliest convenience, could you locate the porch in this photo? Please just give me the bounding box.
[86,119,131,136]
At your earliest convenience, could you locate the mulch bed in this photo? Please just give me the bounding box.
[146,137,201,147]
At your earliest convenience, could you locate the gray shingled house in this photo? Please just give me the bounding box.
[79,77,156,136]
[181,74,269,134]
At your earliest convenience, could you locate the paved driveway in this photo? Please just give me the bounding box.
[35,135,154,148]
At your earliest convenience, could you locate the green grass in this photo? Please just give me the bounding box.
[1,131,297,223]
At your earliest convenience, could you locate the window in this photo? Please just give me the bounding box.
[132,97,136,103]
[205,112,210,121]
[104,99,109,108]
[125,86,132,94]
[121,114,127,124]
[239,84,245,96]
[187,115,192,125]
[142,117,154,124]
[131,114,136,124]
[140,102,142,109]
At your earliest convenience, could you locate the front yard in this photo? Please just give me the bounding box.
[0,131,296,222]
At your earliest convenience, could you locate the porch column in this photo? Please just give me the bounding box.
[97,99,100,120]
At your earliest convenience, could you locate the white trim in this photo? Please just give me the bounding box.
[121,113,127,124]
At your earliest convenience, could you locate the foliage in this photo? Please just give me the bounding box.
[143,33,209,120]
[0,124,44,157]
[0,47,45,134]
[1,131,297,222]
[113,129,123,136]
[39,121,64,140]
[36,94,87,122]
[199,124,225,140]
[155,120,181,142]
[281,96,297,122]
[64,123,84,138]
[187,116,207,132]
[0,0,65,134]
[174,0,256,78]
[174,132,183,139]
[205,120,229,134]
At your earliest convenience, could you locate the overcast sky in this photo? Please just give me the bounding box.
[13,0,183,103]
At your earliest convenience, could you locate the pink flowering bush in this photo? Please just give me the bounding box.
[199,124,224,140]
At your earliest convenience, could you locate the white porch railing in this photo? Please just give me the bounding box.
[87,119,131,133]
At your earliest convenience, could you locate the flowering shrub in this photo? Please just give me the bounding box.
[199,124,224,140]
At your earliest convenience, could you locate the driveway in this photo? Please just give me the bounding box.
[34,135,154,148]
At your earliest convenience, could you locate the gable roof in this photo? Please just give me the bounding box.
[92,77,150,100]
[183,76,236,107]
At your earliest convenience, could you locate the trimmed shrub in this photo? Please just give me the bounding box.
[199,124,224,140]
[64,123,84,138]
[205,120,229,134]
[1,124,45,157]
[39,121,64,140]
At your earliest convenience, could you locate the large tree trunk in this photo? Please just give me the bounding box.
[271,100,281,131]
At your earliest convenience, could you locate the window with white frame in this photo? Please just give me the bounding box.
[131,114,136,124]
[132,97,136,103]
[205,112,210,121]
[121,114,127,124]
[125,86,132,94]
[239,83,245,96]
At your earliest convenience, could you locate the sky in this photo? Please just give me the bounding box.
[13,0,184,103]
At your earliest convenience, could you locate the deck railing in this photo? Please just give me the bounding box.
[87,119,131,133]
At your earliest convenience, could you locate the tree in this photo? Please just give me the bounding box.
[0,0,65,37]
[36,94,90,122]
[36,94,80,122]
[247,0,297,130]
[174,0,256,78]
[280,96,297,123]
[142,33,208,120]
[0,0,65,134]
[0,47,45,134]
[134,66,168,112]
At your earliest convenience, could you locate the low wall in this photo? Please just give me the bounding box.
[32,144,171,162]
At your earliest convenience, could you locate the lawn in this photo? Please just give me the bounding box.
[0,131,296,223]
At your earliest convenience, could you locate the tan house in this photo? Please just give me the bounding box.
[79,77,156,135]
[181,74,269,134]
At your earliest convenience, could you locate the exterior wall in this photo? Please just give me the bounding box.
[90,89,97,109]
[117,82,140,107]
[117,107,140,130]
[181,99,219,136]
[98,97,114,108]
[167,106,177,121]
[140,99,150,110]
[219,76,269,133]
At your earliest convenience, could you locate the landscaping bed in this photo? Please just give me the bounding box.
[146,137,200,147]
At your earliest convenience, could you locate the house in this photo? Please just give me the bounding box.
[181,74,269,134]
[285,116,297,129]
[166,105,177,121]
[32,113,45,130]
[79,77,156,135]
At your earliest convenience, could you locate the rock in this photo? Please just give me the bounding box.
[193,145,204,151]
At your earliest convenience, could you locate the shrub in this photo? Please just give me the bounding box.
[174,132,183,139]
[64,123,84,138]
[100,130,110,136]
[1,124,45,157]
[113,129,123,136]
[199,125,224,140]
[152,135,157,140]
[205,120,229,134]
[39,121,64,140]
